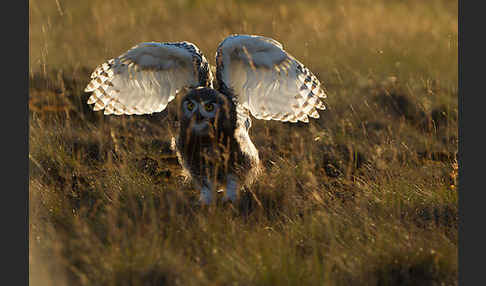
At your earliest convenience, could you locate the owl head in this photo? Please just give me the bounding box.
[179,87,233,138]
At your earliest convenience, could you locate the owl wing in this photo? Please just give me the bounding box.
[215,34,326,123]
[84,41,213,115]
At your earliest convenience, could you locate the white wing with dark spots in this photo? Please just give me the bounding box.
[84,41,213,115]
[215,34,326,124]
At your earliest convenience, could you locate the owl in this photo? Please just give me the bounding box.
[84,34,327,204]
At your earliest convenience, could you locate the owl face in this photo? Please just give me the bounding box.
[180,88,232,136]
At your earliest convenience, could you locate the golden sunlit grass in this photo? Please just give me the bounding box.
[29,0,458,285]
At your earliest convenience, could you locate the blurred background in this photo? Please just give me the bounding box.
[30,0,457,83]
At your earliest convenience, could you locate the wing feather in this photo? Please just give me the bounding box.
[216,34,326,124]
[85,42,213,115]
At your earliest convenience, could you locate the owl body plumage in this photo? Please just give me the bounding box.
[174,88,261,202]
[84,34,327,204]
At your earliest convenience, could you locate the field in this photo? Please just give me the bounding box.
[29,0,458,285]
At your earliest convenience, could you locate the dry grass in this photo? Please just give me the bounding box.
[29,0,458,285]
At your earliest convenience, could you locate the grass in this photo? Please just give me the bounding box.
[29,0,458,285]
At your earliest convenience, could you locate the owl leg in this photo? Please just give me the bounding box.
[199,181,214,205]
[225,174,239,202]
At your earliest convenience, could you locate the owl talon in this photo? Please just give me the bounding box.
[225,174,239,202]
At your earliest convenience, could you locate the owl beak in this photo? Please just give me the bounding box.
[195,111,203,123]
[191,111,209,133]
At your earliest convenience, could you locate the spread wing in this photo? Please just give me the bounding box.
[84,41,213,115]
[216,34,326,123]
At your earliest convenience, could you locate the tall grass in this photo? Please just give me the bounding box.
[29,0,458,285]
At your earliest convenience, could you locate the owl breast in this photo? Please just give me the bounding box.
[176,118,259,190]
[175,90,260,189]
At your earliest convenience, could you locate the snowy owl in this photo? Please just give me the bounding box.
[84,34,327,204]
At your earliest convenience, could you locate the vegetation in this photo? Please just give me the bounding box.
[29,0,458,285]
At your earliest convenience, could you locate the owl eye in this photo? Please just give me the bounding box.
[204,103,215,112]
[186,101,195,111]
